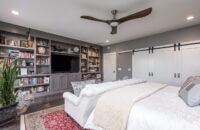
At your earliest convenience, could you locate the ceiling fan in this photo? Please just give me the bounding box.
[80,8,152,34]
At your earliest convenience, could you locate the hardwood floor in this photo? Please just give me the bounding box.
[0,93,64,130]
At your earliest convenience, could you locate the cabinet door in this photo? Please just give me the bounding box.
[153,48,181,86]
[67,74,81,89]
[60,74,68,90]
[51,74,60,92]
[181,44,200,85]
[132,51,149,80]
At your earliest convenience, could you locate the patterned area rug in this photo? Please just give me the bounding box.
[24,105,83,130]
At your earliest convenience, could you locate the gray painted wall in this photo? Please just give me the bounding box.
[103,24,200,79]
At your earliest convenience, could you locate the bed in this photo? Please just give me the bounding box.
[84,85,200,130]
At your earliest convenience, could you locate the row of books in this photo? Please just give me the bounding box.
[19,51,34,58]
[15,77,50,87]
[21,86,49,95]
[36,58,49,65]
[81,73,101,80]
[18,60,34,67]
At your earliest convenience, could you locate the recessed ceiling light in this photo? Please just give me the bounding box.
[186,16,194,21]
[106,40,109,43]
[11,10,19,15]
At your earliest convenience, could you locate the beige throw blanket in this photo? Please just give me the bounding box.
[93,82,167,130]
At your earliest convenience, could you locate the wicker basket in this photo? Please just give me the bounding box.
[0,102,18,124]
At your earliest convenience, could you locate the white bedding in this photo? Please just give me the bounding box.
[84,86,200,130]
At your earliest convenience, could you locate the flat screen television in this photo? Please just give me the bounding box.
[51,54,79,73]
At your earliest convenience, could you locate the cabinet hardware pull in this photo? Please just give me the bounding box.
[174,73,176,78]
[149,72,151,76]
[151,72,153,76]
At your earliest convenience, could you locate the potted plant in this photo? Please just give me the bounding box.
[0,58,18,124]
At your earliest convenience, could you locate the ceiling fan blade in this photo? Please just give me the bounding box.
[117,8,152,24]
[80,16,109,23]
[111,26,117,34]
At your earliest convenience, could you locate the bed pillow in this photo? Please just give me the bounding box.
[179,76,200,94]
[179,78,200,107]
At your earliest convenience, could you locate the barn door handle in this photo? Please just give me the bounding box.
[177,73,180,78]
[174,73,176,78]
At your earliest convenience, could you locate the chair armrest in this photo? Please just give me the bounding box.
[63,92,79,105]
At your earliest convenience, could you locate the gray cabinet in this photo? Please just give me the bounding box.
[51,74,61,92]
[51,73,81,93]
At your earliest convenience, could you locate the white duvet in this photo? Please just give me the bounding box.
[84,86,200,130]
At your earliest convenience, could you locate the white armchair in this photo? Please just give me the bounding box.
[63,78,146,127]
[63,92,100,127]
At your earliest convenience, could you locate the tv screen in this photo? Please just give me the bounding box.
[51,54,79,73]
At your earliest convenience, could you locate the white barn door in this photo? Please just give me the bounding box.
[132,51,149,80]
[181,44,200,85]
[103,52,116,82]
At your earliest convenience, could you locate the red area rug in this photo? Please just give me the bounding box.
[24,105,83,130]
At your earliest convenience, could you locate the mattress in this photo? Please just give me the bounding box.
[84,86,200,130]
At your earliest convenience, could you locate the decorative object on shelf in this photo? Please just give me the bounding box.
[6,40,19,47]
[81,54,87,59]
[0,58,18,125]
[20,68,28,75]
[67,48,73,53]
[44,77,50,84]
[96,74,101,79]
[0,33,5,45]
[37,40,48,47]
[0,49,8,57]
[37,47,46,55]
[20,40,29,48]
[36,86,45,93]
[8,50,19,58]
[81,67,87,72]
[73,46,79,53]
[27,28,33,48]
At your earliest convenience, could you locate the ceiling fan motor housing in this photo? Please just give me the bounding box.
[110,22,119,27]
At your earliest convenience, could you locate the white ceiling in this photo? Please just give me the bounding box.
[0,0,200,45]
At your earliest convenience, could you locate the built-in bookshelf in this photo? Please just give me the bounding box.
[36,38,51,75]
[0,29,102,97]
[0,31,50,97]
[80,46,101,81]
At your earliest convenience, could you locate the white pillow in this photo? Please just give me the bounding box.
[71,80,96,96]
[179,78,200,107]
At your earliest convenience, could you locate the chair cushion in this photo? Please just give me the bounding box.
[179,77,200,107]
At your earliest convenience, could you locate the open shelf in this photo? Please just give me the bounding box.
[15,83,49,89]
[0,44,34,51]
[36,54,50,57]
[80,46,101,80]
